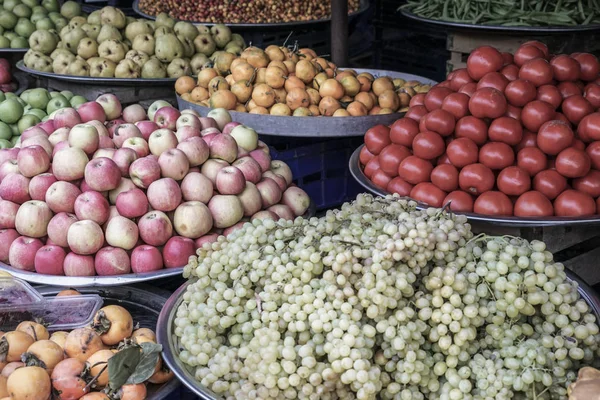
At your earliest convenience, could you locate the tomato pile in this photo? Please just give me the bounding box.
[360,41,600,217]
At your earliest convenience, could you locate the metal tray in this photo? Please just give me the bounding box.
[0,262,184,287]
[349,144,600,227]
[36,284,180,400]
[0,48,28,53]
[16,60,177,86]
[157,270,600,400]
[132,0,369,29]
[400,9,600,34]
[178,68,436,137]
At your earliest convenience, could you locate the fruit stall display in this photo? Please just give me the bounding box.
[355,40,600,218]
[157,193,600,399]
[175,46,432,116]
[21,5,244,79]
[0,97,311,280]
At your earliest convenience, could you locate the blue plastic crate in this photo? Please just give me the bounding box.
[261,135,365,211]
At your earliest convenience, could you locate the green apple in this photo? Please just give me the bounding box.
[46,95,69,114]
[0,11,18,30]
[0,92,5,102]
[49,91,63,99]
[14,18,35,38]
[0,121,12,140]
[17,113,40,133]
[13,4,32,18]
[19,89,31,103]
[35,17,53,30]
[10,36,28,48]
[3,0,21,12]
[0,35,9,47]
[4,92,17,99]
[24,108,46,120]
[23,104,31,112]
[27,87,51,109]
[3,32,17,41]
[69,95,86,108]
[0,26,4,35]
[26,0,42,9]
[60,90,73,100]
[31,5,47,14]
[10,136,19,146]
[0,139,11,149]
[60,0,80,19]
[0,98,24,124]
[42,0,59,12]
[15,97,26,107]
[9,123,19,136]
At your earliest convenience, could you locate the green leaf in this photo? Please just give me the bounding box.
[107,346,141,391]
[125,342,163,385]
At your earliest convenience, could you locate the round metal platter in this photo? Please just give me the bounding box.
[178,68,436,137]
[0,262,184,287]
[16,60,177,86]
[400,9,600,33]
[349,144,600,227]
[0,48,28,53]
[158,270,599,400]
[36,285,181,399]
[132,0,369,29]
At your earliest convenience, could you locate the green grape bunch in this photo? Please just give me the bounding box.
[173,194,600,400]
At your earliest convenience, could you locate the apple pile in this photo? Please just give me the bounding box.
[23,5,246,79]
[175,46,431,116]
[0,97,311,277]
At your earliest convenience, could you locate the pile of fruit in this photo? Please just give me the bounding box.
[360,41,600,217]
[0,0,70,49]
[137,0,361,24]
[0,58,18,93]
[22,5,245,78]
[175,46,431,116]
[0,291,172,400]
[174,193,600,399]
[0,88,87,149]
[0,96,311,277]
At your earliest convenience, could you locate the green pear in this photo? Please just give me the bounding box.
[100,6,126,29]
[3,0,21,12]
[190,53,208,75]
[3,31,17,41]
[25,0,41,10]
[153,25,172,37]
[210,24,231,49]
[35,17,54,30]
[193,33,216,56]
[47,11,61,23]
[225,44,242,56]
[31,53,52,71]
[14,17,35,38]
[124,20,152,42]
[68,15,86,29]
[66,56,89,76]
[77,37,98,59]
[13,3,32,18]
[41,0,59,12]
[155,12,174,29]
[125,49,149,69]
[52,15,66,31]
[141,57,166,78]
[28,29,57,54]
[97,39,126,63]
[88,56,116,77]
[0,36,8,47]
[178,35,195,58]
[132,33,154,56]
[125,16,136,26]
[62,26,86,54]
[230,33,245,48]
[196,24,209,35]
[115,58,140,78]
[0,122,11,140]
[52,51,75,74]
[60,0,81,19]
[30,12,48,24]
[96,24,121,43]
[174,21,197,41]
[167,58,191,78]
[23,48,40,66]
[214,51,235,75]
[81,23,100,40]
[50,47,71,60]
[0,10,18,30]
[10,36,28,48]
[87,10,101,25]
[155,33,184,63]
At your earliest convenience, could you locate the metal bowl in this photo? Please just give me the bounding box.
[349,144,600,228]
[157,269,600,399]
[36,284,180,399]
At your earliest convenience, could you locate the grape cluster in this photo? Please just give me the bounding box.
[174,194,600,399]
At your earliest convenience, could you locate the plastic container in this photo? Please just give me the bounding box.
[0,276,43,306]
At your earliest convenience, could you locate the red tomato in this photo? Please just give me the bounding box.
[477,72,509,92]
[437,153,451,165]
[521,100,555,132]
[458,82,477,97]
[504,79,537,107]
[474,191,513,216]
[557,81,582,99]
[519,58,553,87]
[554,189,596,216]
[469,87,508,119]
[455,116,488,145]
[419,114,428,133]
[424,87,454,111]
[459,163,495,195]
[561,95,594,125]
[359,146,375,166]
[572,53,600,81]
[467,46,504,80]
[586,141,600,169]
[378,144,411,176]
[488,117,523,146]
[449,69,474,92]
[437,80,452,88]
[430,164,459,192]
[536,85,562,109]
[555,147,591,178]
[514,130,538,152]
[505,105,522,121]
[446,137,478,168]
[513,44,545,67]
[424,109,456,136]
[554,112,570,124]
[398,156,434,184]
[371,169,392,189]
[500,64,519,81]
[389,118,420,147]
[412,131,445,160]
[513,191,554,217]
[584,83,600,108]
[387,176,413,196]
[363,156,380,179]
[410,182,447,207]
[441,93,470,119]
[537,120,574,155]
[550,55,581,82]
[364,125,391,155]
[573,170,600,197]
[443,191,474,212]
[479,142,515,170]
[405,105,428,122]
[572,139,586,151]
[409,93,426,107]
[517,147,547,176]
[497,166,531,196]
[502,52,514,65]
[524,41,549,58]
[533,169,568,199]
[577,113,600,144]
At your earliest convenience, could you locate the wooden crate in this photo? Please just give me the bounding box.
[447,31,600,72]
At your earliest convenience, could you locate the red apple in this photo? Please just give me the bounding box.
[107,118,126,137]
[17,145,50,177]
[29,173,57,201]
[148,129,178,156]
[199,116,218,130]
[173,201,213,238]
[37,119,55,134]
[208,195,243,228]
[116,188,148,218]
[256,177,282,208]
[251,210,278,221]
[180,172,213,203]
[122,137,149,158]
[232,157,263,184]
[129,156,161,188]
[67,220,104,255]
[68,123,100,154]
[135,120,159,141]
[122,104,147,124]
[15,200,53,238]
[34,245,66,275]
[0,200,19,229]
[177,136,209,167]
[230,125,258,151]
[138,210,173,246]
[88,120,109,138]
[158,148,189,180]
[223,221,247,237]
[63,253,95,276]
[0,229,20,262]
[262,171,287,192]
[175,125,201,142]
[0,173,31,204]
[237,182,262,217]
[93,148,116,159]
[282,186,311,216]
[95,246,131,276]
[108,177,136,204]
[0,148,19,166]
[147,178,182,212]
[96,93,122,120]
[77,101,107,123]
[9,236,44,271]
[207,108,232,130]
[267,204,295,221]
[162,236,195,268]
[131,245,163,273]
[209,133,238,163]
[74,191,110,225]
[47,212,78,247]
[250,148,272,172]
[84,157,121,192]
[200,159,229,184]
[21,135,52,158]
[0,159,19,182]
[176,113,201,131]
[113,147,139,176]
[52,147,89,181]
[222,121,242,135]
[48,127,70,146]
[216,166,245,195]
[52,141,70,158]
[194,233,219,248]
[153,106,181,130]
[53,107,82,129]
[112,123,143,148]
[201,127,220,137]
[21,126,48,142]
